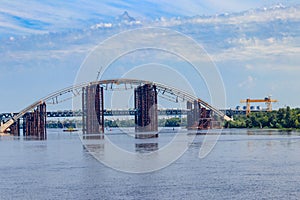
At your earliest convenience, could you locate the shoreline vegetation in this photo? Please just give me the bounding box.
[225,106,300,130]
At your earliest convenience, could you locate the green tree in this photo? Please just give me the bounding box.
[284,106,293,128]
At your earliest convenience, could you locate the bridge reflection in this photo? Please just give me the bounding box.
[135,143,158,153]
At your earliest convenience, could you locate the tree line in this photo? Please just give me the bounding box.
[225,107,300,129]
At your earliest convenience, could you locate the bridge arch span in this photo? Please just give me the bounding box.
[0,78,231,133]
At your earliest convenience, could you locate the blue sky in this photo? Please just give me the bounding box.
[0,0,299,112]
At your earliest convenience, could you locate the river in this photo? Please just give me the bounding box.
[0,128,300,200]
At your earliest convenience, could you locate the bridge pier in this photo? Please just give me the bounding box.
[198,108,212,129]
[10,119,20,136]
[134,84,158,138]
[82,84,104,137]
[23,103,47,139]
[187,101,213,130]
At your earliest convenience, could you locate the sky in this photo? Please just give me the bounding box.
[0,0,299,113]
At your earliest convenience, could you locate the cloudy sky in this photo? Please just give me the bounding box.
[0,0,299,112]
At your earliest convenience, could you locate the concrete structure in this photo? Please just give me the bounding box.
[134,84,158,138]
[187,101,213,130]
[23,103,47,140]
[82,84,104,135]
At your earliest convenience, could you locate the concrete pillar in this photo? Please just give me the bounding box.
[82,84,104,136]
[134,84,158,138]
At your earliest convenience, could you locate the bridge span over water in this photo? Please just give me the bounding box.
[0,79,231,134]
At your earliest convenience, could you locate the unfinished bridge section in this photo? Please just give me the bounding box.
[0,79,231,137]
[82,84,104,135]
[134,84,158,138]
[23,102,47,139]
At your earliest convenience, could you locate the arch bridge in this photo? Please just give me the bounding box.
[0,79,231,135]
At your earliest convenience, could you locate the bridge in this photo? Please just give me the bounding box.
[0,79,232,137]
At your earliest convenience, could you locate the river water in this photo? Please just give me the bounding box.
[0,128,300,200]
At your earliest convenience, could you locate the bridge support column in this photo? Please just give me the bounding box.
[10,119,20,136]
[198,108,212,129]
[187,101,212,130]
[187,100,199,130]
[134,84,158,138]
[82,84,104,136]
[23,103,47,139]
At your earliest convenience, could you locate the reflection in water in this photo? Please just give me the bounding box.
[266,140,274,148]
[247,130,254,135]
[280,139,293,147]
[135,133,158,139]
[0,131,47,141]
[0,134,47,141]
[80,129,194,173]
[247,141,254,152]
[23,135,47,141]
[0,134,18,141]
[135,143,158,153]
[83,134,104,140]
[82,134,105,155]
[82,133,159,154]
[246,129,294,136]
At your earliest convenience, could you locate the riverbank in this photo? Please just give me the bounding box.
[225,127,300,132]
[225,107,300,130]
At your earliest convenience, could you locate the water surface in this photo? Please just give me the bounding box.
[0,129,300,200]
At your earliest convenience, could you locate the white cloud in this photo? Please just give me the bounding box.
[238,75,255,88]
[152,5,300,27]
[1,5,299,75]
[212,36,300,69]
[0,1,299,37]
[91,23,113,29]
[245,64,254,70]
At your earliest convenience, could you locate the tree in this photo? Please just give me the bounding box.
[224,107,300,130]
[284,106,293,128]
[165,118,181,127]
[246,117,253,128]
